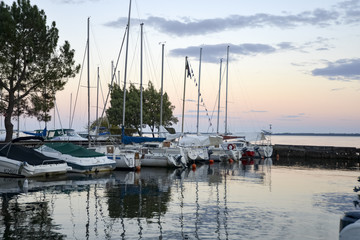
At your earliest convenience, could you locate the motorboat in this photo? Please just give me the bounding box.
[24,128,87,141]
[92,144,140,170]
[0,137,71,177]
[179,135,222,163]
[36,142,116,173]
[140,141,187,168]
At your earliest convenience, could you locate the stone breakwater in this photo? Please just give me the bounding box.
[273,144,360,168]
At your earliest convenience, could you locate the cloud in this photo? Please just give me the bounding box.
[337,0,360,24]
[279,113,306,121]
[169,43,277,63]
[104,1,360,36]
[248,110,268,113]
[312,58,360,81]
[331,87,346,91]
[56,0,100,3]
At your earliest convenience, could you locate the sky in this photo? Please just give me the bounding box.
[2,0,360,134]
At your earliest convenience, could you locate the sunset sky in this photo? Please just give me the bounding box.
[3,0,360,134]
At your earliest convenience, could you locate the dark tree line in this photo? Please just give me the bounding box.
[106,81,178,136]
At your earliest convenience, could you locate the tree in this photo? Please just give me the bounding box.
[143,81,178,136]
[0,0,80,141]
[106,81,178,136]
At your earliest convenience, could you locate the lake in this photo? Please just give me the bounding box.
[0,159,358,239]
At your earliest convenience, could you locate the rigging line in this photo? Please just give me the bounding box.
[143,34,156,86]
[186,58,216,133]
[90,23,108,82]
[70,41,88,129]
[97,25,128,131]
[54,100,64,130]
[128,25,140,85]
[165,52,183,111]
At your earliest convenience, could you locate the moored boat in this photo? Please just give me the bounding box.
[36,142,116,173]
[140,141,187,168]
[0,137,71,177]
[92,145,140,170]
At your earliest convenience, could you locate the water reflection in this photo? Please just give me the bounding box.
[0,160,275,239]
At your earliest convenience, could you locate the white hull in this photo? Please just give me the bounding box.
[0,156,70,177]
[36,147,116,173]
[140,151,186,168]
[93,145,140,169]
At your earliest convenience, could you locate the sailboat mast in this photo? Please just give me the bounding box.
[225,46,229,135]
[122,0,132,128]
[196,48,202,135]
[96,66,99,127]
[140,23,144,136]
[217,58,222,134]
[159,43,165,134]
[87,17,90,147]
[181,56,188,134]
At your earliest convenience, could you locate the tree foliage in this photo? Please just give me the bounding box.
[106,81,178,136]
[0,0,80,141]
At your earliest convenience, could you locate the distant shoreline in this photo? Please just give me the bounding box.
[271,133,360,137]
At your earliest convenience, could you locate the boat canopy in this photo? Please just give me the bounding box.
[0,143,63,165]
[121,126,166,144]
[45,142,105,158]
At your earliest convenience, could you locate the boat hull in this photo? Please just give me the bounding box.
[0,156,70,177]
[93,145,140,170]
[36,148,116,174]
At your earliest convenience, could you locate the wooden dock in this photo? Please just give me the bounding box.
[273,144,360,168]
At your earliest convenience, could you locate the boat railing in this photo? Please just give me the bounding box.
[41,159,66,165]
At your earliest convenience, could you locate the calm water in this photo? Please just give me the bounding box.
[0,160,359,240]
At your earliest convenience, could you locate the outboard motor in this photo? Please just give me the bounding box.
[175,155,187,168]
[339,210,360,239]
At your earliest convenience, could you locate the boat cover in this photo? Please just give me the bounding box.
[45,142,105,158]
[0,144,64,165]
[179,135,223,147]
[121,126,165,144]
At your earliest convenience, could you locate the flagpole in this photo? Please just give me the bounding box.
[181,56,188,134]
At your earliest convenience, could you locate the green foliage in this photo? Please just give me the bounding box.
[106,81,178,135]
[0,0,80,141]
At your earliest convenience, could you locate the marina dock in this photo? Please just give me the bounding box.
[273,144,360,168]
